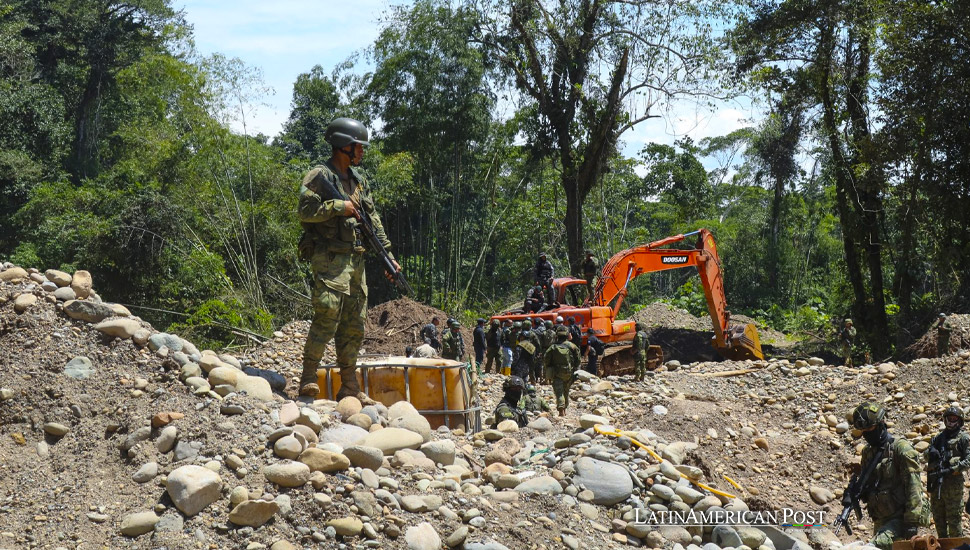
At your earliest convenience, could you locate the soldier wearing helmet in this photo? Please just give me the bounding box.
[519,383,550,413]
[534,253,555,305]
[930,313,953,357]
[582,250,598,294]
[441,319,465,361]
[544,326,581,416]
[850,403,929,550]
[492,376,528,428]
[632,322,650,381]
[839,319,857,367]
[297,117,398,404]
[926,406,970,537]
[483,319,502,374]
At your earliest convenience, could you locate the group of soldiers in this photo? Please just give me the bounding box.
[839,313,956,367]
[524,251,600,313]
[846,403,970,550]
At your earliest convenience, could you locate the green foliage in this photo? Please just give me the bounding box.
[168,297,273,349]
[663,278,709,318]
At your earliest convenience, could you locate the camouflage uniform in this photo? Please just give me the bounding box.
[511,337,537,382]
[299,162,393,399]
[926,412,970,537]
[582,253,598,294]
[839,320,856,367]
[632,322,649,381]
[519,390,550,413]
[484,321,501,374]
[862,439,929,550]
[543,328,581,413]
[441,328,465,361]
[493,400,527,428]
[931,315,953,357]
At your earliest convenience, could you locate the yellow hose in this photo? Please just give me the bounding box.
[593,425,738,500]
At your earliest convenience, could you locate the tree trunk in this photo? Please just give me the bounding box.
[563,173,584,276]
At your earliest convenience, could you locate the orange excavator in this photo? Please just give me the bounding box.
[489,228,763,361]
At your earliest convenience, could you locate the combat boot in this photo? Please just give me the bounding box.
[299,361,320,397]
[558,408,566,417]
[335,366,377,406]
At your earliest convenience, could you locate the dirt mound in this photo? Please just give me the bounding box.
[904,314,970,359]
[364,297,472,356]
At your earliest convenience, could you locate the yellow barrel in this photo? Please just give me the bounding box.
[317,357,476,430]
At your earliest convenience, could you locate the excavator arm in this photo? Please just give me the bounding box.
[589,229,763,361]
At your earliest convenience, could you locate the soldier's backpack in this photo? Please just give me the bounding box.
[546,343,572,373]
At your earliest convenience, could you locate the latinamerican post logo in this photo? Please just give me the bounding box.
[635,509,827,530]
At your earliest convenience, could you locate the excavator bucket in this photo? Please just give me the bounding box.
[717,323,764,361]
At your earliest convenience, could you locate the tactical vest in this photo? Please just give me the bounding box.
[298,163,377,258]
[546,343,572,372]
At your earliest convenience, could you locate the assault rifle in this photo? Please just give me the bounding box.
[833,438,890,535]
[316,169,412,296]
[927,435,953,499]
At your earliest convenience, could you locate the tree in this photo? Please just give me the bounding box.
[275,65,341,163]
[473,0,726,273]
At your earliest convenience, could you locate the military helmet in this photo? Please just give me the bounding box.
[943,406,964,423]
[512,321,522,329]
[325,117,370,148]
[939,312,947,319]
[477,318,486,325]
[491,319,500,327]
[543,320,553,329]
[555,316,564,323]
[525,383,536,394]
[522,319,532,329]
[539,252,546,259]
[503,376,526,392]
[449,319,461,329]
[844,318,852,324]
[852,402,886,430]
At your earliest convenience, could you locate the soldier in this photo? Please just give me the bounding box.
[492,376,528,428]
[582,250,598,294]
[441,319,465,361]
[472,318,487,371]
[554,315,564,328]
[926,406,970,537]
[412,342,437,358]
[535,253,554,304]
[420,317,441,352]
[484,319,502,374]
[500,320,514,375]
[851,403,928,550]
[566,317,582,346]
[584,329,605,376]
[839,318,856,367]
[520,319,542,383]
[930,313,953,357]
[297,117,399,404]
[525,284,545,313]
[540,320,556,358]
[544,326,581,416]
[511,331,537,382]
[632,322,649,381]
[519,383,551,413]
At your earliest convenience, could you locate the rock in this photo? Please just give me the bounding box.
[336,396,363,418]
[14,293,37,314]
[43,422,70,437]
[230,486,249,507]
[405,522,441,550]
[279,402,300,425]
[420,440,456,466]
[242,366,287,393]
[810,486,834,505]
[292,424,319,445]
[343,445,385,470]
[351,491,378,516]
[754,437,769,450]
[157,426,178,453]
[591,381,614,392]
[573,456,633,505]
[360,427,423,455]
[263,461,311,487]
[208,366,241,388]
[464,541,511,550]
[235,375,273,402]
[713,526,744,547]
[94,319,141,339]
[401,494,443,513]
[271,542,298,550]
[53,286,76,301]
[229,499,280,527]
[64,356,94,380]
[527,417,553,432]
[0,388,13,401]
[807,357,825,366]
[346,413,373,430]
[392,449,437,470]
[580,414,610,429]
[0,266,28,282]
[296,407,324,433]
[674,485,704,505]
[132,462,159,483]
[299,448,350,473]
[737,526,767,548]
[120,511,159,537]
[514,476,563,495]
[45,269,71,287]
[63,299,115,323]
[328,517,363,536]
[319,424,370,448]
[445,525,469,548]
[274,435,304,460]
[390,413,433,442]
[166,465,223,516]
[563,535,580,550]
[154,511,183,533]
[70,269,93,298]
[174,440,202,461]
[151,412,184,429]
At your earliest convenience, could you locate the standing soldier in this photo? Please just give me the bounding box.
[850,403,929,550]
[535,253,554,304]
[584,329,605,376]
[566,318,583,346]
[420,317,441,352]
[544,326,581,416]
[297,117,399,403]
[441,320,465,361]
[582,250,598,295]
[484,319,502,374]
[540,320,556,357]
[500,320,514,375]
[632,322,649,381]
[839,318,856,367]
[472,318,487,372]
[511,331,537,382]
[930,313,953,357]
[926,406,970,538]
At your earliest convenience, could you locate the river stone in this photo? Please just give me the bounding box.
[445,525,469,548]
[43,422,70,437]
[464,541,511,550]
[713,525,744,547]
[64,356,94,379]
[573,456,634,505]
[343,445,385,470]
[320,424,369,449]
[299,448,350,473]
[53,287,76,301]
[242,366,287,392]
[420,439,456,466]
[70,269,92,298]
[401,494,443,513]
[0,266,28,282]
[94,319,141,339]
[579,414,610,429]
[235,375,273,401]
[208,366,241,388]
[228,499,279,527]
[336,396,363,418]
[45,269,71,286]
[390,413,433,442]
[514,476,563,495]
[64,299,115,323]
[263,461,311,487]
[14,293,37,313]
[405,522,441,550]
[132,462,159,483]
[120,511,159,537]
[527,417,553,432]
[360,427,424,455]
[149,332,184,352]
[166,465,223,516]
[274,435,303,460]
[157,426,178,453]
[327,517,363,536]
[174,440,202,461]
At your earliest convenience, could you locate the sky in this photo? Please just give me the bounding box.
[177,0,759,160]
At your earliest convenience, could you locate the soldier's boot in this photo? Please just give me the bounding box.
[299,361,320,398]
[335,366,377,406]
[558,408,566,417]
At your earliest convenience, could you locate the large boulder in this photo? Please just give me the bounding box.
[63,300,116,323]
[572,456,633,505]
[0,267,28,282]
[235,375,273,402]
[166,465,223,516]
[70,270,93,298]
[359,427,423,455]
[319,424,369,449]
